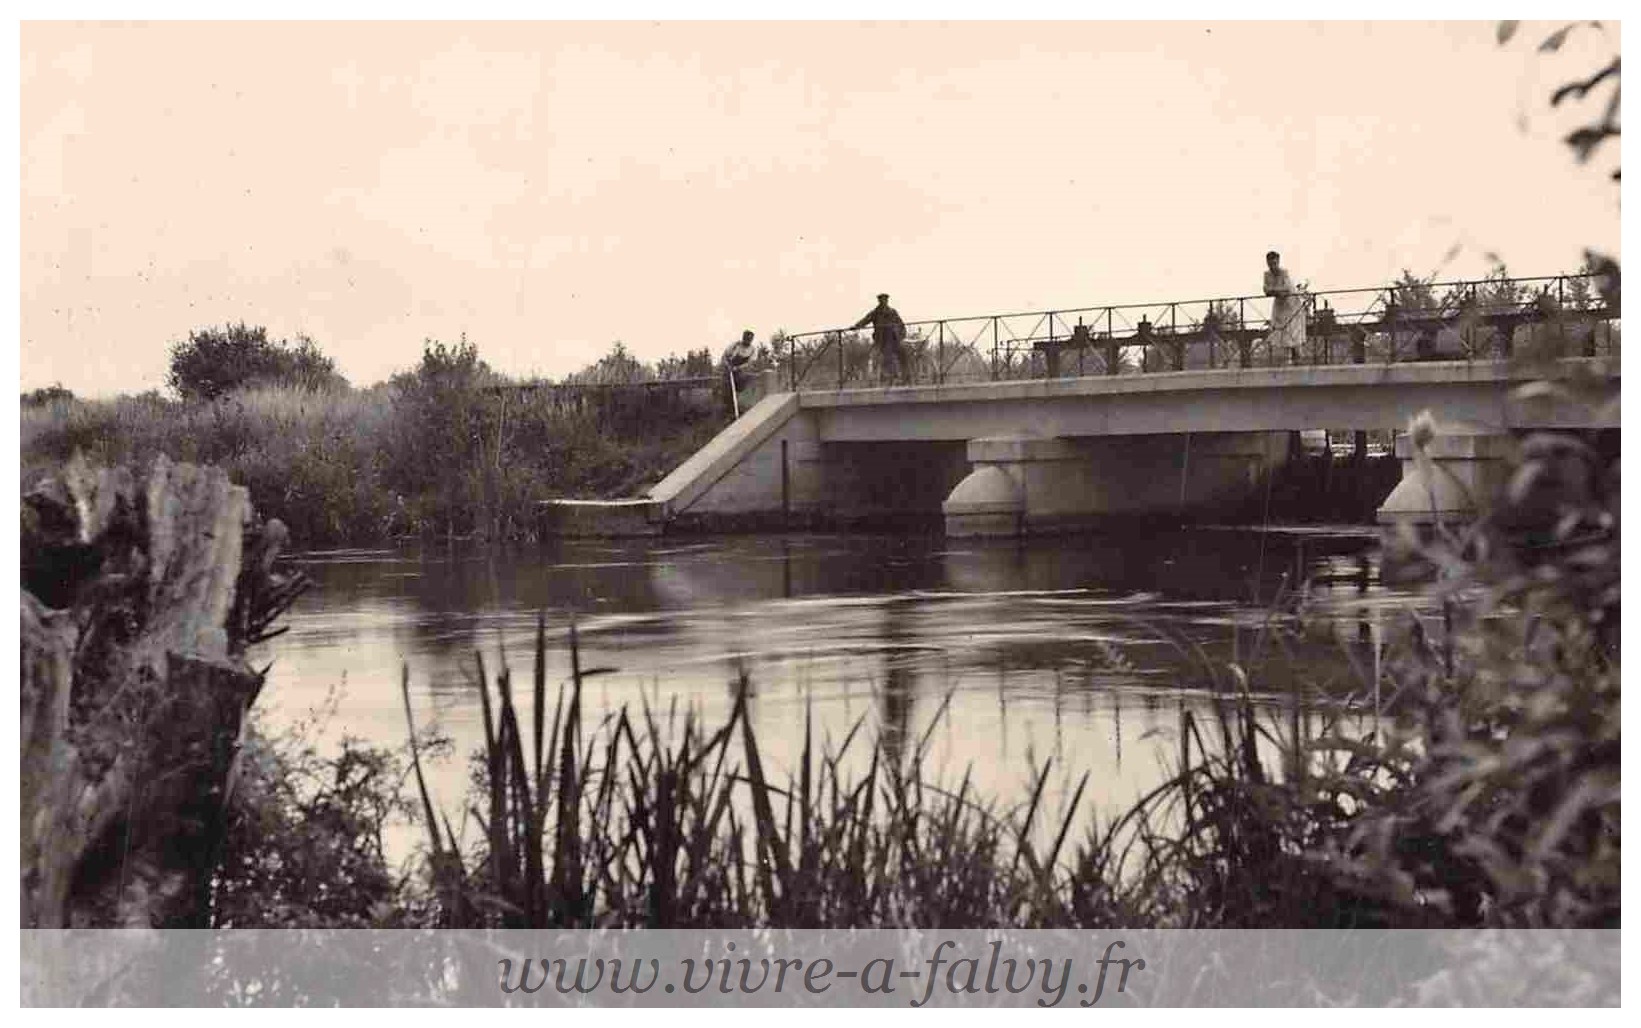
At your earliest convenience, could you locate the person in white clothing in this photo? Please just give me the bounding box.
[1263,251,1307,363]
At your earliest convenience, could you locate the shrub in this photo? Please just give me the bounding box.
[655,346,715,380]
[22,384,74,406]
[168,324,345,400]
[381,337,500,538]
[1327,418,1620,927]
[213,722,425,928]
[565,340,649,385]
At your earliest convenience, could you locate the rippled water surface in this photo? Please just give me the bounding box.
[262,528,1421,856]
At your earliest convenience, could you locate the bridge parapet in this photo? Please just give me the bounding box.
[773,272,1618,391]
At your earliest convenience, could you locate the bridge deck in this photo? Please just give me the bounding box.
[795,357,1619,443]
[772,271,1619,391]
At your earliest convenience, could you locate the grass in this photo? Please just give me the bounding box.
[387,406,1623,931]
[393,546,1617,929]
[20,384,1616,931]
[20,380,725,548]
[401,616,1124,928]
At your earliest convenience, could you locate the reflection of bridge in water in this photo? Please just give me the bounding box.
[635,530,1404,790]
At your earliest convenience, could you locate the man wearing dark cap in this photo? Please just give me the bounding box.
[721,329,757,417]
[852,293,909,385]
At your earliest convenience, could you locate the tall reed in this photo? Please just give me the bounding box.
[399,615,1122,928]
[396,555,1615,930]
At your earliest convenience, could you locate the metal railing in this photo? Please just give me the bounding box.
[772,273,1620,393]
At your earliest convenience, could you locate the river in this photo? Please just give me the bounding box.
[260,527,1421,863]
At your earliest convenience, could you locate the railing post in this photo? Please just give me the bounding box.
[992,317,1000,381]
[1106,308,1117,375]
[1238,298,1248,368]
[1045,312,1056,380]
[837,332,845,388]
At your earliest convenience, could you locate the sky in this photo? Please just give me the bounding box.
[18,18,1623,397]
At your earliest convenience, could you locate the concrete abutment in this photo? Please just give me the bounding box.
[1374,430,1514,524]
[942,432,1292,537]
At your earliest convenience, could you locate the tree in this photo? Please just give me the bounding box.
[1388,269,1439,311]
[21,384,74,406]
[655,346,715,380]
[1497,21,1620,181]
[382,335,502,539]
[1497,20,1620,307]
[167,324,344,401]
[567,341,650,385]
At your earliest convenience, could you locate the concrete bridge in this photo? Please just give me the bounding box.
[538,271,1619,537]
[537,356,1619,537]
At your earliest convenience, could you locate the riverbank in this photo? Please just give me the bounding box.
[20,381,727,548]
[20,446,1618,932]
[24,379,1410,550]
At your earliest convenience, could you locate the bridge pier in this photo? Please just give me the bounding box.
[942,432,1291,537]
[1375,430,1513,524]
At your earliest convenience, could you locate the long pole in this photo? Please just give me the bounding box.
[729,367,741,418]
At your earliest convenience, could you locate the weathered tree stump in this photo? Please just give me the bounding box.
[20,456,306,927]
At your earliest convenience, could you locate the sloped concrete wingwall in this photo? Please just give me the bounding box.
[670,416,822,519]
[649,393,970,527]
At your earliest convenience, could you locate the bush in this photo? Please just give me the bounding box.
[381,337,499,538]
[213,722,427,928]
[168,324,345,401]
[22,384,74,407]
[1114,409,1621,929]
[655,346,715,380]
[1329,419,1620,927]
[19,361,724,548]
[565,340,648,385]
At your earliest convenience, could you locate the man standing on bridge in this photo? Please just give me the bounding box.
[722,329,757,417]
[852,293,909,386]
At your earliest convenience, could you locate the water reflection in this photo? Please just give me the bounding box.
[262,527,1411,858]
[878,595,916,769]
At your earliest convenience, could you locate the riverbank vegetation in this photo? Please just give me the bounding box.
[20,334,732,548]
[389,409,1618,929]
[19,389,1617,930]
[17,306,1620,930]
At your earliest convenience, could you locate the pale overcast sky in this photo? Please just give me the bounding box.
[20,19,1621,396]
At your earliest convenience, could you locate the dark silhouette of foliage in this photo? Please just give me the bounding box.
[22,384,74,406]
[655,346,715,380]
[566,340,648,385]
[1499,20,1620,181]
[168,324,345,401]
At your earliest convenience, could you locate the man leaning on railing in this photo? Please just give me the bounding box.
[852,292,909,386]
[1264,250,1307,364]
